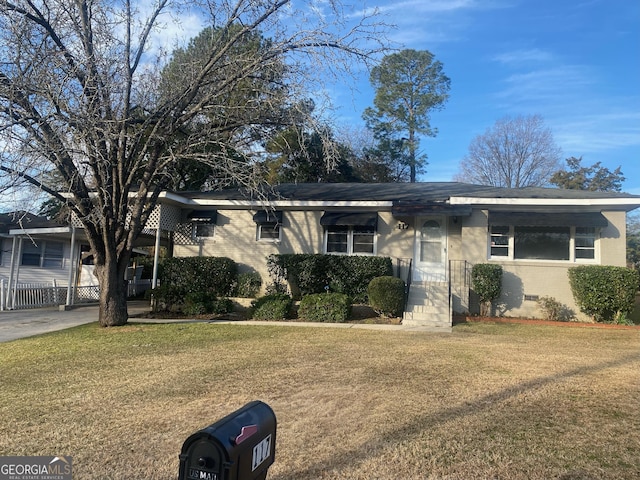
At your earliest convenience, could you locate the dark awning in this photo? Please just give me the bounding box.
[489,211,608,228]
[253,210,283,225]
[320,211,378,228]
[392,202,472,216]
[187,210,218,223]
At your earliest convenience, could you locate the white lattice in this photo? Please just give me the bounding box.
[173,223,198,245]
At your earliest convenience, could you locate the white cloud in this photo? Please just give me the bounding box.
[494,65,595,107]
[492,48,554,65]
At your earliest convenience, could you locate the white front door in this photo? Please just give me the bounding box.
[413,216,447,282]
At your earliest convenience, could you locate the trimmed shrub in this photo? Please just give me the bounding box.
[183,292,234,316]
[267,254,393,302]
[160,256,237,297]
[146,284,186,312]
[298,293,351,323]
[367,276,405,317]
[251,294,293,320]
[234,271,262,298]
[568,265,639,323]
[471,263,503,316]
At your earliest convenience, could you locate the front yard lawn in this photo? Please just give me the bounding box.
[1,321,638,479]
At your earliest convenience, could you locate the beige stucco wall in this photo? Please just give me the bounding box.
[173,206,630,320]
[173,209,416,291]
[460,209,629,320]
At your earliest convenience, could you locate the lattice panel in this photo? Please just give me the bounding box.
[70,203,183,232]
[160,205,182,231]
[70,212,84,228]
[173,223,198,246]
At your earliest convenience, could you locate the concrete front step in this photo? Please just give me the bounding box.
[402,312,452,331]
[403,281,451,328]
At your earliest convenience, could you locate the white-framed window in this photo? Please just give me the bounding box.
[575,227,596,259]
[253,210,283,242]
[193,223,215,241]
[490,225,510,257]
[21,240,64,268]
[325,226,375,255]
[257,223,281,242]
[488,225,598,262]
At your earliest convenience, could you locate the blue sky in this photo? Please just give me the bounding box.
[330,0,640,193]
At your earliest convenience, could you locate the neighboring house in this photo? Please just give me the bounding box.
[0,211,160,310]
[156,182,640,327]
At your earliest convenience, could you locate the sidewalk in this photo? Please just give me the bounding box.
[0,301,449,343]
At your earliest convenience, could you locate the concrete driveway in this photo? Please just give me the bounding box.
[0,301,151,343]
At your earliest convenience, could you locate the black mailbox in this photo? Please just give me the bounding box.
[178,401,276,480]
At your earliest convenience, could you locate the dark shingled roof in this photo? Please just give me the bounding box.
[0,212,63,235]
[176,182,640,203]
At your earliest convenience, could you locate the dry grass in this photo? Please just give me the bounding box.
[0,321,639,480]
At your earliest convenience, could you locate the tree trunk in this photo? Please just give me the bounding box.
[94,263,129,327]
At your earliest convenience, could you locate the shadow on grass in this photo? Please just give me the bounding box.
[275,352,640,479]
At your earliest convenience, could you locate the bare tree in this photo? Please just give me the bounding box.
[455,114,562,188]
[0,0,387,326]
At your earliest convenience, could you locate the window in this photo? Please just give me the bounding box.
[21,240,64,268]
[490,226,509,257]
[193,223,215,240]
[489,225,598,262]
[258,223,281,241]
[325,226,375,255]
[575,227,596,259]
[353,227,375,253]
[515,226,570,261]
[420,220,442,262]
[43,241,64,267]
[253,210,283,242]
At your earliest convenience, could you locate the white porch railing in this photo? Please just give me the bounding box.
[0,278,152,311]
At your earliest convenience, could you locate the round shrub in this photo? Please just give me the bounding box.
[298,293,351,323]
[234,271,262,298]
[367,276,405,317]
[250,294,293,320]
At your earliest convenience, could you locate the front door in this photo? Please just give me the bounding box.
[413,216,447,282]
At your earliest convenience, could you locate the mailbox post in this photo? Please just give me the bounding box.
[178,401,276,480]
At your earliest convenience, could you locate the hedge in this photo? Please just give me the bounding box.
[568,265,639,323]
[298,293,351,322]
[160,256,237,297]
[267,254,393,302]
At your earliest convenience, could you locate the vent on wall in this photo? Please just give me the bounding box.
[524,294,539,302]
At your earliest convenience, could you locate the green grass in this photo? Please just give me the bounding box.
[1,321,639,479]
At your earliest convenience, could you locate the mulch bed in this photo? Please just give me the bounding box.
[456,315,640,330]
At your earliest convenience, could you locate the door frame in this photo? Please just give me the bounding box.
[413,215,447,282]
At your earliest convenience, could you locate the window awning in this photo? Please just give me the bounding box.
[392,202,472,216]
[187,210,218,223]
[320,211,378,228]
[253,210,283,225]
[489,211,608,227]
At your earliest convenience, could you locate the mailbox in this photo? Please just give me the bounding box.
[178,401,276,480]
